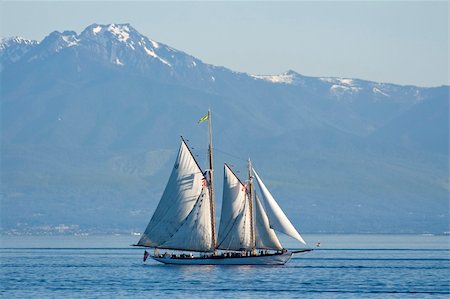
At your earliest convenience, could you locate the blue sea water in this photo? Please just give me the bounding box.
[1,234,449,298]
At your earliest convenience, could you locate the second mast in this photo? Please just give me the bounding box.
[207,110,217,254]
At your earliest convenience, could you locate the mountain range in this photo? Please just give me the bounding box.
[1,23,448,235]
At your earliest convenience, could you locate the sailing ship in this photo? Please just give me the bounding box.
[135,111,311,265]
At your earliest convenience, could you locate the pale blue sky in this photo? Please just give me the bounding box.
[1,1,448,87]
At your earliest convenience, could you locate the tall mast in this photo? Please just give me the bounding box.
[248,158,256,253]
[207,110,217,255]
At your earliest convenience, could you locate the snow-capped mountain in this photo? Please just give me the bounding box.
[250,69,425,105]
[3,24,196,67]
[1,23,224,91]
[0,23,430,102]
[1,23,448,235]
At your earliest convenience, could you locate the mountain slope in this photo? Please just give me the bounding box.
[370,86,449,154]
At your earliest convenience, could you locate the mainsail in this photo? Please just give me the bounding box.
[253,168,307,245]
[137,139,213,252]
[217,164,252,250]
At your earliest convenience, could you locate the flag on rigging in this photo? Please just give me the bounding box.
[203,170,211,183]
[143,250,149,262]
[197,113,209,123]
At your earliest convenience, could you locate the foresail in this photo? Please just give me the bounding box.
[254,194,283,250]
[253,168,307,245]
[217,164,252,250]
[137,140,213,251]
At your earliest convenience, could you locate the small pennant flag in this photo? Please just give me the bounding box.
[143,250,149,262]
[198,113,209,124]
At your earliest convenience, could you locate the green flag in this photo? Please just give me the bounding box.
[198,113,209,124]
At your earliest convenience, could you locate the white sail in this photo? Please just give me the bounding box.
[252,168,307,245]
[161,186,212,251]
[217,164,252,250]
[254,194,283,250]
[137,140,213,251]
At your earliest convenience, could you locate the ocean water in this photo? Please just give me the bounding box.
[1,234,449,298]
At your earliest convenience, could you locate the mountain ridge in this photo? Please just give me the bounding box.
[2,23,447,90]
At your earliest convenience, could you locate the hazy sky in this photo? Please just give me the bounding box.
[1,1,448,87]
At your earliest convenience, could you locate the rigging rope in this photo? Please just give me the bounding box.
[213,147,247,163]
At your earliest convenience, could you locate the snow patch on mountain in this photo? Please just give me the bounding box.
[330,84,362,93]
[321,77,362,94]
[143,46,157,58]
[150,40,159,49]
[373,87,390,97]
[62,35,79,47]
[144,46,171,67]
[114,58,124,66]
[107,24,130,42]
[251,73,295,84]
[250,70,306,86]
[339,79,353,85]
[92,26,102,34]
[321,77,356,86]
